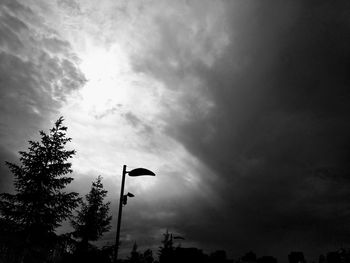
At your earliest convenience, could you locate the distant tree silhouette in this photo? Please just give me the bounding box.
[327,252,340,263]
[158,230,175,263]
[210,250,228,263]
[0,117,80,262]
[129,242,142,263]
[319,254,326,263]
[288,252,306,263]
[126,243,154,263]
[326,249,350,263]
[257,256,277,263]
[71,175,111,250]
[242,251,257,263]
[174,247,208,263]
[143,249,155,263]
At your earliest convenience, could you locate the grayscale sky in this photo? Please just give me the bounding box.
[1,0,350,261]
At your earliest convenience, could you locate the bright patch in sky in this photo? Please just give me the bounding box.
[79,45,131,112]
[2,0,350,260]
[61,40,170,181]
[3,0,228,253]
[54,0,227,186]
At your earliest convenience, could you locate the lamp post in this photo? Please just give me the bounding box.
[114,165,155,263]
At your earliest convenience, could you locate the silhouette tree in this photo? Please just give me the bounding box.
[242,251,257,263]
[210,250,228,263]
[143,249,155,263]
[288,252,306,263]
[158,230,175,263]
[71,175,111,249]
[0,117,80,262]
[129,242,142,263]
[127,243,154,263]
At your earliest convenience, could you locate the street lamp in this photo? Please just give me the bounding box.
[114,165,155,263]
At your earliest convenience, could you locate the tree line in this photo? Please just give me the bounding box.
[0,117,111,263]
[1,118,349,263]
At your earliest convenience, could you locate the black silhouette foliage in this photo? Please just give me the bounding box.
[129,242,142,263]
[128,243,155,263]
[0,117,79,238]
[158,230,175,263]
[71,175,111,244]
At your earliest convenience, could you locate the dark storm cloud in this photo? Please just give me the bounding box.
[134,0,350,259]
[0,0,86,192]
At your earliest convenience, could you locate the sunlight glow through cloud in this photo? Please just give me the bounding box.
[2,0,350,260]
[60,39,199,193]
[13,0,229,253]
[7,1,230,233]
[79,45,131,111]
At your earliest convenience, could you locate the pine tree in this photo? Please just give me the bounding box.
[0,117,80,260]
[71,175,111,247]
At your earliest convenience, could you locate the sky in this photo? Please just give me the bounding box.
[1,0,350,261]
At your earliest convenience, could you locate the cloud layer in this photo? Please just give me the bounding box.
[1,0,350,261]
[131,0,350,259]
[0,0,85,190]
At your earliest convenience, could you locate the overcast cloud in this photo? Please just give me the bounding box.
[1,0,350,262]
[0,0,85,191]
[131,0,350,259]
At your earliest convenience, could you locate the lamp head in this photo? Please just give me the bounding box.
[122,192,135,206]
[128,168,155,177]
[127,192,135,198]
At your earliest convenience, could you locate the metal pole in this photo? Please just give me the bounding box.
[114,165,127,263]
